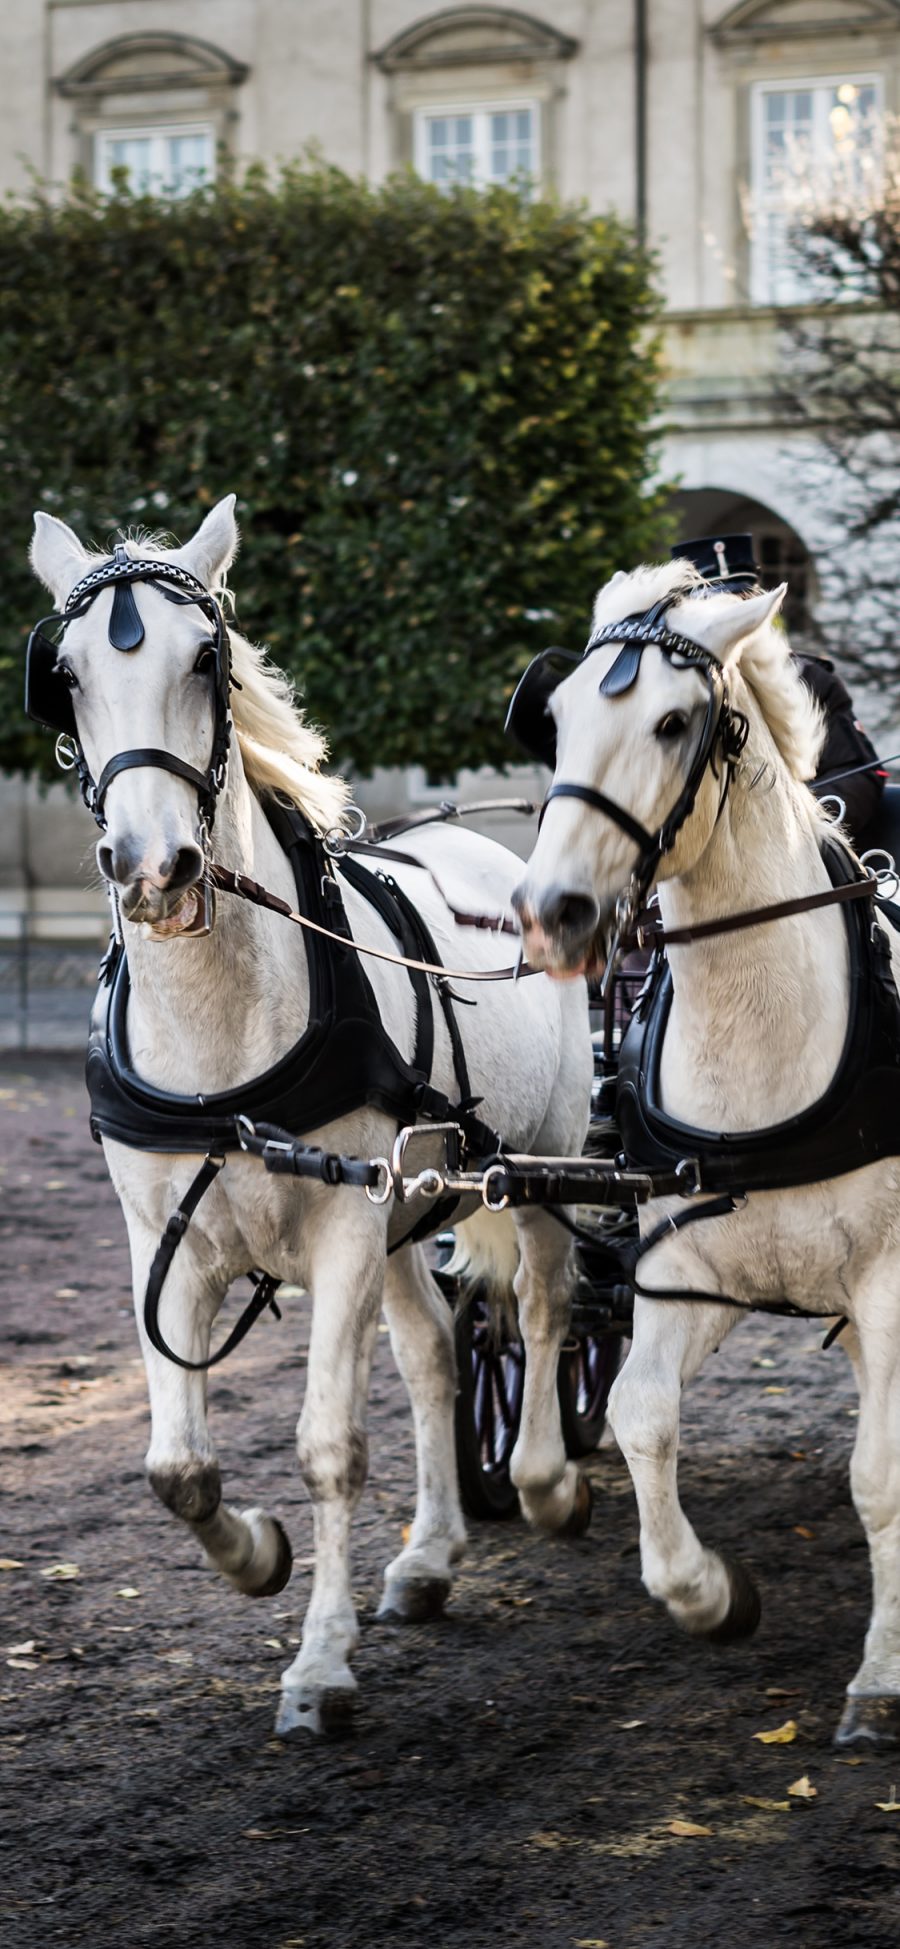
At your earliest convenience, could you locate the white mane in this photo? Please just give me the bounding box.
[110,534,347,834]
[592,560,825,783]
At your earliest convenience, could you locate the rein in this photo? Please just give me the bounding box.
[207,862,537,982]
[627,868,881,951]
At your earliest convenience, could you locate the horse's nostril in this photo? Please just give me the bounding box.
[164,846,204,892]
[539,888,599,940]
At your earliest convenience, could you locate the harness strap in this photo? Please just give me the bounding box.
[95,748,212,819]
[540,782,656,852]
[629,1194,854,1322]
[143,1154,282,1373]
[629,871,877,950]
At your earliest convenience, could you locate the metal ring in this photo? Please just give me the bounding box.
[322,803,368,857]
[482,1163,511,1212]
[364,1158,394,1206]
[235,1115,257,1150]
[818,794,847,825]
[55,734,79,772]
[675,1157,703,1197]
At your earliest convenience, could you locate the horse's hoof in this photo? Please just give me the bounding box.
[233,1515,293,1599]
[377,1576,451,1623]
[835,1695,900,1749]
[705,1556,761,1644]
[276,1681,356,1740]
[561,1474,593,1538]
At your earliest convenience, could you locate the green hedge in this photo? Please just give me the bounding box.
[0,166,668,780]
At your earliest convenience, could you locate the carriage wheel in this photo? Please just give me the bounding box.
[452,1290,523,1520]
[557,1331,622,1457]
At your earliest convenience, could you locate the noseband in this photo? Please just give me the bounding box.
[25,545,232,838]
[508,592,749,932]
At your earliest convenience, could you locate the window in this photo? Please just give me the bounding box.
[750,75,882,303]
[415,103,539,190]
[96,124,215,197]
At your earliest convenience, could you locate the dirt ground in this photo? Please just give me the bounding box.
[2,1055,898,1949]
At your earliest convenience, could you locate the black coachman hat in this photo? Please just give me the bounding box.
[671,532,760,592]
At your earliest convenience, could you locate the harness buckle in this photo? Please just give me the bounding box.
[675,1156,704,1197]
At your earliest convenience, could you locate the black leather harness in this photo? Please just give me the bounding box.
[617,838,900,1196]
[86,799,493,1162]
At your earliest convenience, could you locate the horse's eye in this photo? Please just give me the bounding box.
[655,710,688,741]
[58,662,79,691]
[193,643,216,675]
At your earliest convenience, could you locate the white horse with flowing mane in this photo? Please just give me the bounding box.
[29,495,592,1735]
[513,558,900,1747]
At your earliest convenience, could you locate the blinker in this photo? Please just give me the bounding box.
[24,622,77,737]
[504,648,580,768]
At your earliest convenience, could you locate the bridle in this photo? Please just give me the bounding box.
[506,592,749,942]
[25,546,233,840]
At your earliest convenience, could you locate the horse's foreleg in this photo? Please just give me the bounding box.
[836,1311,900,1748]
[607,1297,759,1639]
[509,1210,587,1533]
[278,1220,383,1736]
[130,1224,292,1598]
[378,1244,466,1621]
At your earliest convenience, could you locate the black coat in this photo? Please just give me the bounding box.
[795,654,884,846]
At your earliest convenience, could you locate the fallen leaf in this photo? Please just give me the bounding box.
[6,1641,36,1656]
[573,1940,609,1947]
[6,1657,39,1671]
[835,1755,864,1767]
[44,1180,65,1190]
[527,1831,572,1850]
[243,1826,310,1841]
[794,1526,815,1540]
[401,1523,412,1545]
[743,1796,791,1812]
[765,1687,798,1698]
[790,1451,807,1460]
[668,1819,713,1837]
[53,1289,78,1300]
[764,1385,787,1395]
[618,1720,645,1730]
[262,1639,283,1650]
[788,1775,817,1800]
[875,1788,900,1812]
[753,1719,798,1745]
[0,1560,24,1572]
[40,1562,80,1581]
[115,1588,140,1600]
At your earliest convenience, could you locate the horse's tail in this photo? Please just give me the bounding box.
[441,1207,519,1337]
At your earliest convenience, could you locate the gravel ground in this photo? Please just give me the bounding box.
[2,1056,898,1949]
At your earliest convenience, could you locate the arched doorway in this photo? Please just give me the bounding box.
[667,488,817,642]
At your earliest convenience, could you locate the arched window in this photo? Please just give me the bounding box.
[374,8,578,192]
[55,33,248,195]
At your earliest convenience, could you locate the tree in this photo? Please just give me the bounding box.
[0,166,669,781]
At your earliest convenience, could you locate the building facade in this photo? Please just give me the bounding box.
[2,0,898,980]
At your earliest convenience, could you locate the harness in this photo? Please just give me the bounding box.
[86,798,495,1164]
[617,838,900,1195]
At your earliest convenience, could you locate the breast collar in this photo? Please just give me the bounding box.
[86,800,490,1160]
[616,837,900,1195]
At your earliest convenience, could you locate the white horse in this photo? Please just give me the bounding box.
[513,558,900,1748]
[29,495,592,1735]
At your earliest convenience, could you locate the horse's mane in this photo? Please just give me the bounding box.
[110,533,347,834]
[591,560,826,784]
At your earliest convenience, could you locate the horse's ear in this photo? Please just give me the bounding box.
[174,494,239,590]
[695,583,787,666]
[30,512,89,606]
